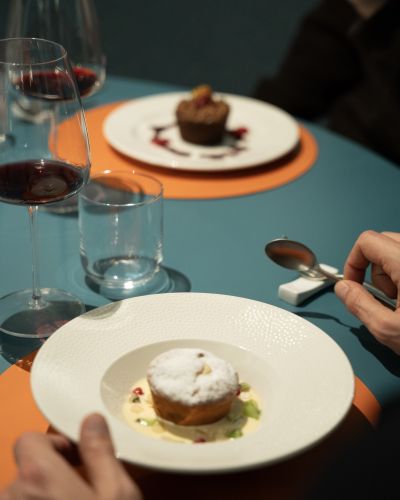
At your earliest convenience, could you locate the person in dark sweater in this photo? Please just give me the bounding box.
[254,0,400,165]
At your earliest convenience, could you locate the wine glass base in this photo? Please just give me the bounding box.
[0,288,86,338]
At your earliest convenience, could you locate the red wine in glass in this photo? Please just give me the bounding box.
[6,0,106,100]
[0,38,91,339]
[73,67,100,98]
[0,160,86,205]
[17,68,100,101]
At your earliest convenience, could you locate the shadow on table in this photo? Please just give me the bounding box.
[0,268,190,371]
[295,310,354,329]
[295,310,400,378]
[0,332,44,372]
[0,301,98,372]
[350,324,400,377]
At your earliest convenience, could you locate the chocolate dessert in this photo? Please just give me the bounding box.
[176,85,230,145]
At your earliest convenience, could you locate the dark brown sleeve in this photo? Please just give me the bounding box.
[253,0,361,119]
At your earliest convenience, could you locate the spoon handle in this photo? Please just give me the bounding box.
[317,268,397,310]
[362,282,397,310]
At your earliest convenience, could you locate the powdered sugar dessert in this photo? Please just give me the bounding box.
[147,348,239,426]
[122,353,262,443]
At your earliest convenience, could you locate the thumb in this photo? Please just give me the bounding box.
[334,280,392,332]
[335,280,400,354]
[78,413,127,496]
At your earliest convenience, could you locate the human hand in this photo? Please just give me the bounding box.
[0,413,143,500]
[335,230,400,354]
[347,0,387,19]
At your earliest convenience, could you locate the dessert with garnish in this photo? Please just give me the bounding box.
[175,85,230,145]
[122,348,262,443]
[147,348,238,426]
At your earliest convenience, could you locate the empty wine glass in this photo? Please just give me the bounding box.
[0,38,91,338]
[6,0,106,101]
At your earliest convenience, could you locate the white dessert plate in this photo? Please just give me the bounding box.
[31,293,354,474]
[103,92,300,172]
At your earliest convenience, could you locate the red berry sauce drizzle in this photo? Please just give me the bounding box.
[150,124,249,159]
[151,124,190,157]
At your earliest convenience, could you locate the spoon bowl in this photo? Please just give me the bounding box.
[265,237,396,310]
[265,239,320,274]
[265,238,340,282]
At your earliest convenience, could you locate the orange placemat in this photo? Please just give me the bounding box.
[81,101,318,200]
[0,358,48,488]
[0,350,379,489]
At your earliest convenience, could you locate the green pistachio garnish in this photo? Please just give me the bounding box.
[227,412,243,423]
[135,418,158,427]
[243,400,261,419]
[226,428,243,439]
[240,382,251,392]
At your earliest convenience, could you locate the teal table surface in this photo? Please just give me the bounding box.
[1,75,400,406]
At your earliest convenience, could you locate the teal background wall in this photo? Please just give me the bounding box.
[1,0,318,95]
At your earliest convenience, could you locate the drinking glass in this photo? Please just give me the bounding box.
[79,169,170,300]
[6,0,106,100]
[0,38,91,338]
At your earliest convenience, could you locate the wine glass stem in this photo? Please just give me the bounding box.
[28,205,44,309]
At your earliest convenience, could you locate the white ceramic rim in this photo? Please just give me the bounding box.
[30,293,354,474]
[103,92,300,172]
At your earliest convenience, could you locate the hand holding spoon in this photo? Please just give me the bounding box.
[265,238,397,310]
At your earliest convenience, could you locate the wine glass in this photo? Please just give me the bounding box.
[0,37,91,338]
[6,0,106,101]
[6,0,104,213]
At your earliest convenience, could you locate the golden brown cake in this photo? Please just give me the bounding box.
[147,348,238,426]
[175,85,230,145]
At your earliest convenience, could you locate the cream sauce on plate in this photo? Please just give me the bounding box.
[122,378,262,443]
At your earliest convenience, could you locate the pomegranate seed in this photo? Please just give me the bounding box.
[152,137,169,147]
[194,437,206,443]
[132,387,144,396]
[229,127,248,139]
[236,386,241,396]
[194,95,211,108]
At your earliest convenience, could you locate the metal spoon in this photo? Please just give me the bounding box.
[265,237,396,310]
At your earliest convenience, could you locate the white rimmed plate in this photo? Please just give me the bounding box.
[31,293,354,474]
[103,92,300,172]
